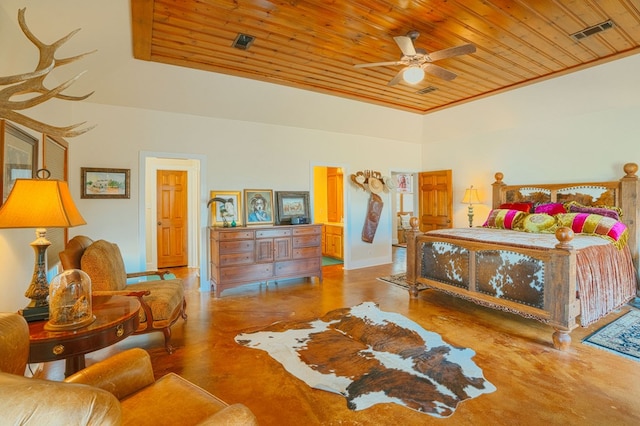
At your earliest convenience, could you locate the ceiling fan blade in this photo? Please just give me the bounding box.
[354,60,403,68]
[387,68,407,86]
[428,43,476,62]
[393,36,417,56]
[423,63,457,81]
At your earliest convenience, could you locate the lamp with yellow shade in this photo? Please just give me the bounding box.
[0,170,86,321]
[461,186,481,228]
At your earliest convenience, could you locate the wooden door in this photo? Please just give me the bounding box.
[418,170,453,232]
[327,167,344,223]
[157,170,188,268]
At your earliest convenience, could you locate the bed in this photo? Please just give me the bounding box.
[405,163,639,350]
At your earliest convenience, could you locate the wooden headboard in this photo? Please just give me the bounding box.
[491,163,639,278]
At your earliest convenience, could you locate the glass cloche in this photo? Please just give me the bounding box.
[45,269,96,330]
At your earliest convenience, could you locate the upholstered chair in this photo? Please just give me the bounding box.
[59,236,187,353]
[0,312,258,425]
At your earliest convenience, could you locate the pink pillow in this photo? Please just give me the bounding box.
[534,203,566,216]
[483,209,526,230]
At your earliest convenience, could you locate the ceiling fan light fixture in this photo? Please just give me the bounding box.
[403,66,425,84]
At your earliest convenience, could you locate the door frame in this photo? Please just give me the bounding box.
[310,161,350,270]
[139,151,208,290]
[390,170,418,245]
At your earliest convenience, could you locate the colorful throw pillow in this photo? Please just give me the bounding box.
[564,201,622,221]
[483,209,526,230]
[534,203,566,216]
[555,213,628,249]
[499,202,534,213]
[521,213,557,233]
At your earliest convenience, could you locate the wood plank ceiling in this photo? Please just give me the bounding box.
[131,0,640,114]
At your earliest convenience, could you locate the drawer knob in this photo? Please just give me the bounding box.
[52,344,65,355]
[116,324,124,337]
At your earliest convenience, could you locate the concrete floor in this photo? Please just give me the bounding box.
[42,248,640,425]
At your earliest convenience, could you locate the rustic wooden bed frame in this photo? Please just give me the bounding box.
[405,163,639,350]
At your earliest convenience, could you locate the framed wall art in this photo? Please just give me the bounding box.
[209,190,242,227]
[275,191,310,225]
[244,189,274,225]
[1,120,38,204]
[81,167,130,199]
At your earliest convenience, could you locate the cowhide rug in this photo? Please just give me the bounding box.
[235,302,495,418]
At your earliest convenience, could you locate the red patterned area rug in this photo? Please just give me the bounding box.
[583,309,640,361]
[235,302,495,418]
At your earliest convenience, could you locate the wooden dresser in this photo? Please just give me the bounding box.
[209,224,322,297]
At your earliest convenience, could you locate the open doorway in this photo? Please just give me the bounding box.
[139,152,208,290]
[391,172,415,247]
[312,165,345,266]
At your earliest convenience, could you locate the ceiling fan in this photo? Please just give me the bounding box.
[354,30,476,86]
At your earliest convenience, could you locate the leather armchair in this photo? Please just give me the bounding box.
[0,312,258,425]
[59,236,187,353]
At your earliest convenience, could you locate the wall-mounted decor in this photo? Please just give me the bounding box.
[244,189,274,225]
[396,173,412,193]
[1,120,38,204]
[81,167,130,199]
[208,190,242,227]
[0,8,95,138]
[275,191,310,225]
[349,170,396,243]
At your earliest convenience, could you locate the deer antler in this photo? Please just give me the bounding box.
[0,8,96,137]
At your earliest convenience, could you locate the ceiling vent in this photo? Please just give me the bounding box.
[232,33,255,50]
[416,86,438,95]
[570,20,615,41]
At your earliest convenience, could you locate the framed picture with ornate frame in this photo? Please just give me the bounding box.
[275,191,310,225]
[81,167,130,199]
[209,190,242,227]
[1,120,38,204]
[244,189,274,226]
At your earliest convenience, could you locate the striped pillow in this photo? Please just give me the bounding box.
[556,213,628,248]
[483,209,526,230]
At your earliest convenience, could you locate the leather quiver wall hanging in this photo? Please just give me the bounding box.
[362,193,383,243]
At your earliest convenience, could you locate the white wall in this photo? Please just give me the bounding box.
[422,53,640,230]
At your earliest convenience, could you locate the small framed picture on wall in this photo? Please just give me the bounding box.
[81,167,130,199]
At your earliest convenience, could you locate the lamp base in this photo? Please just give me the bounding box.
[20,305,49,322]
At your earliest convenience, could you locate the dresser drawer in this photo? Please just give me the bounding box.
[293,246,321,259]
[293,225,321,236]
[219,251,254,266]
[217,230,254,240]
[256,228,292,238]
[219,263,273,283]
[220,240,254,253]
[293,235,321,248]
[275,258,321,277]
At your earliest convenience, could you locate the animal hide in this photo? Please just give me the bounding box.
[362,193,383,243]
[235,302,495,418]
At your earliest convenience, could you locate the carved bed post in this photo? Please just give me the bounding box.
[620,163,639,292]
[492,172,506,209]
[406,217,420,298]
[550,227,578,350]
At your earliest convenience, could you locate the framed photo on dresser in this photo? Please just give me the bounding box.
[244,189,274,225]
[209,190,242,227]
